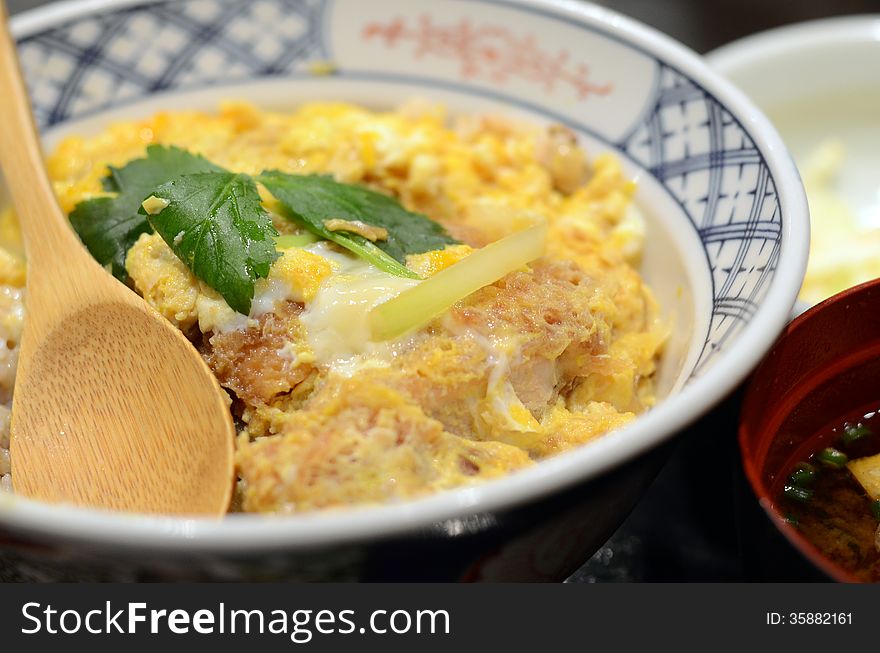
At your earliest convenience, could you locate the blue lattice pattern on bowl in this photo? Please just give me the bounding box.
[618,64,781,376]
[19,0,328,127]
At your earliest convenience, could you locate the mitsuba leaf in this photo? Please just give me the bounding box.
[69,145,223,279]
[145,171,278,315]
[258,171,458,278]
[69,149,460,317]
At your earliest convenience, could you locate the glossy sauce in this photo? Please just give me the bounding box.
[299,242,420,374]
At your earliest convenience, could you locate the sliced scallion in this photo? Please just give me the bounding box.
[871,500,880,521]
[841,422,873,446]
[815,447,848,468]
[274,232,321,249]
[369,223,547,341]
[783,485,814,503]
[788,463,816,487]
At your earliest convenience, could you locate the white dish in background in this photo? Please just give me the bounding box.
[708,16,880,310]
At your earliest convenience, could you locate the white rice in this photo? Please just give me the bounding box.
[0,284,24,493]
[0,403,11,491]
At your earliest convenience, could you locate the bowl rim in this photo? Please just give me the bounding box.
[1,0,809,552]
[737,278,880,584]
[706,13,880,72]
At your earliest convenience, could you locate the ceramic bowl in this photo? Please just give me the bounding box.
[0,0,808,580]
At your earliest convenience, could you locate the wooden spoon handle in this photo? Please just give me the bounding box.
[0,1,89,264]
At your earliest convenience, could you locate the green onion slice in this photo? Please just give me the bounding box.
[788,463,816,487]
[841,422,873,446]
[783,485,814,503]
[815,447,848,468]
[369,223,548,341]
[274,232,321,249]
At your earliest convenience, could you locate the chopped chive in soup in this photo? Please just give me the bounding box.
[776,402,880,582]
[841,423,873,446]
[789,462,817,488]
[815,447,848,468]
[782,484,814,502]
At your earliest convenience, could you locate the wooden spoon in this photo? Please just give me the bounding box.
[0,3,234,515]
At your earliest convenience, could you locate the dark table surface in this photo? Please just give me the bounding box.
[9,0,880,582]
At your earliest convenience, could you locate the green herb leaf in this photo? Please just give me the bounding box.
[69,145,224,279]
[145,171,278,314]
[258,172,458,278]
[70,152,459,315]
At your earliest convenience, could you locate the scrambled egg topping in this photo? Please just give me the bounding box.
[33,101,665,513]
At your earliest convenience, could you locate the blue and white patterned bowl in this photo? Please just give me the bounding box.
[0,0,808,580]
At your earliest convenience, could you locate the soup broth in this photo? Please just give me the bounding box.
[775,401,880,582]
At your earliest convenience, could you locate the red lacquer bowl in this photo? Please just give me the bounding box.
[740,279,880,583]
